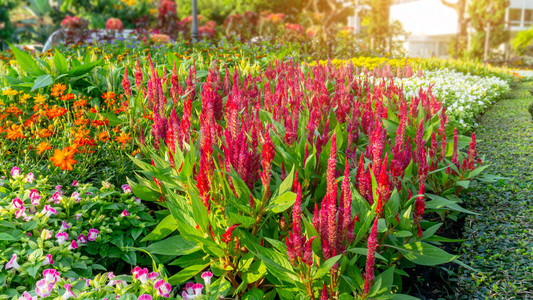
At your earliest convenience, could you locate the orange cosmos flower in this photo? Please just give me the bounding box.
[37,127,54,138]
[60,93,75,101]
[6,104,23,116]
[74,116,89,126]
[98,131,110,142]
[50,146,77,171]
[115,131,131,147]
[5,124,25,140]
[36,141,52,154]
[45,106,68,119]
[73,99,88,108]
[50,83,67,97]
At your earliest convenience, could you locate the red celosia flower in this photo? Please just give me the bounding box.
[122,66,131,98]
[362,217,379,296]
[222,224,239,245]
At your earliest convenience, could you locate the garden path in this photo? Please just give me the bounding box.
[457,81,533,298]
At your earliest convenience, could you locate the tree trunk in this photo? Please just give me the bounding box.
[484,22,491,61]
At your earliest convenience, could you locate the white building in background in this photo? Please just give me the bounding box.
[390,0,533,57]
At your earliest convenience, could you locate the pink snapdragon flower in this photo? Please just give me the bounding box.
[62,283,76,299]
[42,229,52,240]
[154,279,171,298]
[72,180,78,186]
[74,213,82,220]
[201,271,213,289]
[134,267,148,283]
[25,172,34,183]
[59,221,71,232]
[137,295,152,300]
[55,232,68,245]
[29,189,41,206]
[68,240,78,250]
[51,191,63,204]
[42,205,57,217]
[12,198,24,210]
[71,192,81,202]
[6,254,20,270]
[21,291,36,300]
[147,272,159,280]
[121,184,132,194]
[77,234,87,244]
[11,166,21,178]
[35,279,53,297]
[15,208,26,219]
[43,254,54,266]
[87,229,99,241]
[43,269,60,284]
[120,209,129,217]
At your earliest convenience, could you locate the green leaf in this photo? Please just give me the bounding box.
[144,235,199,256]
[313,255,342,279]
[345,248,388,262]
[398,242,458,266]
[243,260,267,283]
[10,44,45,76]
[31,75,53,91]
[53,50,68,73]
[168,262,210,285]
[141,214,178,242]
[67,59,102,77]
[268,191,297,213]
[0,233,15,241]
[243,288,264,300]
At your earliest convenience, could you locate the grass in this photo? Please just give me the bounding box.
[455,81,533,298]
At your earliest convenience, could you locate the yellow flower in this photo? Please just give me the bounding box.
[2,88,18,96]
[20,93,31,104]
[34,94,46,104]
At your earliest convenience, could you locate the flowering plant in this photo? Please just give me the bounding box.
[0,168,154,296]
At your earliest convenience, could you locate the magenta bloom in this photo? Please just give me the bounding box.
[25,172,34,183]
[6,254,20,270]
[35,279,53,297]
[15,207,26,219]
[63,283,77,299]
[29,189,41,206]
[42,205,57,217]
[10,166,21,178]
[71,192,81,202]
[55,232,68,245]
[72,180,78,186]
[120,209,129,217]
[60,221,71,232]
[43,268,60,284]
[134,267,148,283]
[51,191,63,204]
[87,229,99,241]
[137,295,152,300]
[201,271,213,287]
[155,279,171,297]
[193,283,203,296]
[12,198,23,210]
[147,271,159,280]
[22,291,36,300]
[68,239,79,250]
[43,254,54,266]
[74,213,82,220]
[42,229,52,240]
[121,184,132,194]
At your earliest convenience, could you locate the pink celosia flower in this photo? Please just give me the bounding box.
[63,283,76,299]
[193,283,203,296]
[201,271,213,287]
[43,268,60,284]
[29,189,41,206]
[137,295,152,300]
[120,209,129,217]
[43,254,54,266]
[155,279,171,298]
[122,67,131,98]
[12,198,23,210]
[42,205,57,217]
[11,166,21,178]
[35,279,53,297]
[25,172,34,183]
[55,232,68,245]
[68,240,78,250]
[77,234,87,244]
[59,221,71,232]
[6,254,20,270]
[87,229,99,241]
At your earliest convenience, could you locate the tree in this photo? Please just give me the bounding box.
[467,0,509,60]
[367,0,391,53]
[440,0,468,58]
